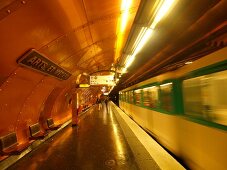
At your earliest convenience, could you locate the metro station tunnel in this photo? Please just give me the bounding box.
[0,0,227,170]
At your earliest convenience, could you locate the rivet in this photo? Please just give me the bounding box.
[21,1,26,4]
[7,10,11,14]
[14,72,17,75]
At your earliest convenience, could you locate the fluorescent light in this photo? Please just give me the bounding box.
[150,0,176,29]
[131,27,147,52]
[133,28,153,55]
[185,61,193,65]
[121,0,132,10]
[115,0,133,60]
[134,89,141,93]
[124,28,153,70]
[79,84,90,88]
[122,0,176,71]
[143,86,156,90]
[120,0,132,33]
[122,67,127,74]
[160,82,173,87]
[125,54,135,68]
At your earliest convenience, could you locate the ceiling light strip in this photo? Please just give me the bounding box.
[122,0,177,73]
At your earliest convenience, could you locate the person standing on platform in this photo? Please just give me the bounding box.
[96,97,101,110]
[105,97,109,113]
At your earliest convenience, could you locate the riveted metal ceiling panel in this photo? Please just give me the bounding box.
[0,0,140,141]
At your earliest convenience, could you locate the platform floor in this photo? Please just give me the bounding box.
[7,104,139,170]
[7,102,184,170]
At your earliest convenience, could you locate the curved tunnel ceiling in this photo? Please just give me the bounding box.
[0,0,140,83]
[0,0,140,141]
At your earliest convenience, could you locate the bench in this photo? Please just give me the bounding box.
[0,132,31,155]
[47,118,61,130]
[29,123,46,139]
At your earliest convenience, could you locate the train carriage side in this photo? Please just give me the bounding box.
[119,47,227,170]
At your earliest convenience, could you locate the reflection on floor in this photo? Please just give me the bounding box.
[7,103,139,170]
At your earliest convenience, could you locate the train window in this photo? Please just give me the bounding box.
[183,70,227,126]
[160,82,173,112]
[143,86,158,108]
[128,91,134,103]
[121,92,124,101]
[134,89,142,105]
[125,91,129,102]
[119,92,122,100]
[123,92,126,101]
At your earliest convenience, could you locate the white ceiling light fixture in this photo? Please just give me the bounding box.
[185,61,193,65]
[122,0,177,74]
[150,0,176,29]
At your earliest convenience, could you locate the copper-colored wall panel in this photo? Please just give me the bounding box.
[0,1,67,77]
[60,49,88,71]
[51,87,72,125]
[90,20,118,43]
[0,0,139,144]
[40,29,89,68]
[99,39,116,52]
[83,0,121,21]
[83,26,93,46]
[0,68,44,136]
[57,0,86,28]
[39,87,63,128]
[16,79,56,142]
[0,0,89,79]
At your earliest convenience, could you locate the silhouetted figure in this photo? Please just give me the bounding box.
[105,97,109,113]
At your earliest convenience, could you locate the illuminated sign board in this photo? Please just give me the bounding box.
[79,84,90,88]
[90,75,114,85]
[17,49,71,80]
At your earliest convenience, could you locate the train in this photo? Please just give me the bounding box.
[119,47,227,170]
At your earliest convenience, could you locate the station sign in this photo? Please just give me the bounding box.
[17,49,71,80]
[90,75,115,85]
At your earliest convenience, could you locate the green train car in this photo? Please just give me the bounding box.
[119,47,227,170]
